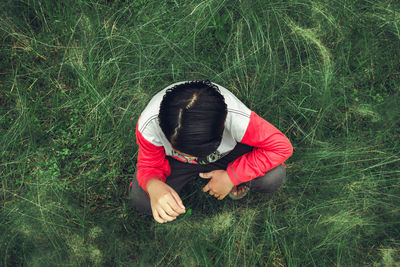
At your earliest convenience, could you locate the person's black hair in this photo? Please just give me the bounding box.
[158,80,227,157]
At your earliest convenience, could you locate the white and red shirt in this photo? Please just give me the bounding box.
[134,81,293,194]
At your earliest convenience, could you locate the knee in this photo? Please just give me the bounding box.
[129,182,153,216]
[251,164,286,193]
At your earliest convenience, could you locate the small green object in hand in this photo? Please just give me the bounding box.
[183,208,192,217]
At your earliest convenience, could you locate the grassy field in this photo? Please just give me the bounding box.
[1,0,399,266]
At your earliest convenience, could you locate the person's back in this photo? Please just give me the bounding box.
[129,80,293,223]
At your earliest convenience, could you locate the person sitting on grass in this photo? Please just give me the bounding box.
[129,80,293,224]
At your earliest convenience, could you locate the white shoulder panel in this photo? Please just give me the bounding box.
[213,82,251,142]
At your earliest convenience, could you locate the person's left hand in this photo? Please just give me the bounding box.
[199,170,234,200]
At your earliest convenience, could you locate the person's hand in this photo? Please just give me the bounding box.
[199,170,234,200]
[146,179,186,224]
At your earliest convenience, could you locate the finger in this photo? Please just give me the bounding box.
[199,171,213,179]
[170,190,186,211]
[168,198,185,215]
[158,207,176,222]
[218,195,225,200]
[169,202,185,215]
[203,183,210,192]
[152,208,166,224]
[164,202,179,217]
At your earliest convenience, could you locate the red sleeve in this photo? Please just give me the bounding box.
[136,121,171,196]
[226,111,293,185]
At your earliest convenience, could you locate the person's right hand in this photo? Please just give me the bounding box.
[146,179,186,223]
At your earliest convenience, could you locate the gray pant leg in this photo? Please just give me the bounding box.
[129,171,152,215]
[246,164,287,193]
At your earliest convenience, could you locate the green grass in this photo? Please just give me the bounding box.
[1,0,399,266]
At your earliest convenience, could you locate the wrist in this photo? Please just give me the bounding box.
[146,178,162,193]
[225,171,234,186]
